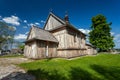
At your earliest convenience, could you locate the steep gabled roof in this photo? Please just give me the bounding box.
[25,26,58,43]
[66,24,86,36]
[43,12,86,36]
[43,12,65,29]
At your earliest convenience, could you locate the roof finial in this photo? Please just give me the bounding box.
[64,11,69,23]
[65,11,68,16]
[49,8,53,13]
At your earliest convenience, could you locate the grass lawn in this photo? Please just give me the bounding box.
[19,53,120,80]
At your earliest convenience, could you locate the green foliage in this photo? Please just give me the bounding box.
[0,21,16,50]
[89,14,115,51]
[18,43,25,50]
[19,54,120,80]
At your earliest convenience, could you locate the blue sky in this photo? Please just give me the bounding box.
[0,0,120,48]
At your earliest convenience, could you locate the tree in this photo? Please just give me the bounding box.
[89,14,115,52]
[17,42,25,50]
[0,21,16,50]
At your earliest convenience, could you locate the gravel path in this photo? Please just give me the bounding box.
[0,58,35,80]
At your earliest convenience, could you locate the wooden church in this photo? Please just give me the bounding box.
[24,12,97,59]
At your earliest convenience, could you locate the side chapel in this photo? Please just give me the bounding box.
[24,12,97,59]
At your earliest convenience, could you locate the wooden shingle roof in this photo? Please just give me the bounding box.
[25,26,58,43]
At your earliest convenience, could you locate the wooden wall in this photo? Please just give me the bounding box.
[51,26,87,58]
[36,40,57,59]
[24,40,57,59]
[51,26,86,49]
[45,16,63,30]
[86,45,97,55]
[57,49,87,58]
[66,27,86,49]
[27,27,35,40]
[36,40,46,58]
[24,41,37,58]
[52,29,67,49]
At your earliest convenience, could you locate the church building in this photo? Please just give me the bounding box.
[24,12,97,59]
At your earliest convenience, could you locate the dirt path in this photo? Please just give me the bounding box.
[0,58,35,80]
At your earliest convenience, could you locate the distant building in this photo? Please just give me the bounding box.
[24,12,97,59]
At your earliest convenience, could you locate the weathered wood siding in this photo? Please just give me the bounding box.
[52,29,67,49]
[36,41,46,58]
[24,40,57,59]
[48,42,57,57]
[51,27,87,58]
[57,49,87,58]
[24,41,37,58]
[86,45,97,55]
[45,15,63,30]
[66,28,86,49]
[27,28,35,40]
[36,40,57,59]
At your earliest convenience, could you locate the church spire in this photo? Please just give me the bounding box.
[64,11,69,23]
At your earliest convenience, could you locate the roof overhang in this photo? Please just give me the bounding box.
[24,38,58,43]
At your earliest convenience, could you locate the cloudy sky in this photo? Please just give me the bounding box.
[0,0,120,48]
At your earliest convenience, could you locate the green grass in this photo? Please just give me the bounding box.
[19,53,120,80]
[0,54,24,58]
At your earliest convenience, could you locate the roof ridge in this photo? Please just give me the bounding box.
[32,25,42,29]
[49,12,65,22]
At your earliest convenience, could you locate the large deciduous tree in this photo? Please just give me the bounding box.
[89,14,115,52]
[0,21,16,50]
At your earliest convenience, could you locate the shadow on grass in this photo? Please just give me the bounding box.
[28,69,67,80]
[70,67,100,80]
[27,67,100,80]
[27,65,120,80]
[91,64,120,80]
[3,65,120,80]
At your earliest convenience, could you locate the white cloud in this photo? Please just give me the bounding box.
[41,20,45,23]
[27,22,40,27]
[2,15,20,26]
[0,16,2,19]
[35,22,40,25]
[117,40,120,43]
[14,34,27,40]
[110,32,115,36]
[112,34,120,48]
[79,28,90,35]
[24,20,27,23]
[29,23,34,26]
[23,26,27,28]
[25,32,29,35]
[114,34,120,40]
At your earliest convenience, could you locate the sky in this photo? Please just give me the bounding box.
[0,0,120,48]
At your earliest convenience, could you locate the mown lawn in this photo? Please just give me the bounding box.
[19,53,120,80]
